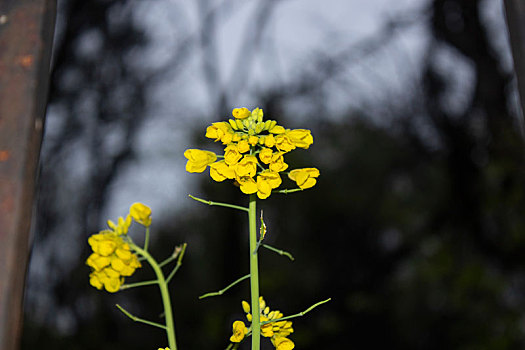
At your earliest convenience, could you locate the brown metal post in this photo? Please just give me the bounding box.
[0,0,56,349]
[504,0,525,134]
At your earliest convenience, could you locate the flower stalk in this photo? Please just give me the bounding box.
[131,243,178,350]
[248,194,261,350]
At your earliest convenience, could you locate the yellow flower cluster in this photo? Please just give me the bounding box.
[230,296,295,350]
[87,230,141,292]
[184,107,319,199]
[86,203,152,292]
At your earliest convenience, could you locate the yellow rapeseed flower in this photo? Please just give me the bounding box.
[230,320,248,342]
[209,160,236,182]
[129,202,152,227]
[232,107,251,119]
[288,168,320,190]
[272,336,295,350]
[269,152,288,173]
[259,147,273,164]
[274,134,295,152]
[237,176,258,194]
[237,139,250,153]
[248,135,259,146]
[264,134,276,147]
[237,296,295,349]
[234,155,258,178]
[286,129,313,149]
[205,122,232,141]
[257,171,282,199]
[224,144,242,165]
[269,124,285,134]
[184,149,217,173]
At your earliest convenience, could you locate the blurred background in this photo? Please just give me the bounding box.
[21,0,525,349]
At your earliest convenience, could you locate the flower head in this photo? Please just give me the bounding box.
[87,231,141,292]
[130,202,152,227]
[185,107,319,198]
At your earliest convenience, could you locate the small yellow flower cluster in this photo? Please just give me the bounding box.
[184,107,319,199]
[230,296,295,350]
[86,203,152,292]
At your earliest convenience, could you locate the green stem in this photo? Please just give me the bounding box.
[189,194,249,212]
[275,188,303,194]
[159,244,186,268]
[260,298,331,325]
[262,244,295,261]
[166,243,187,284]
[199,274,250,299]
[120,279,158,290]
[131,244,177,350]
[115,304,166,330]
[248,194,261,350]
[144,227,150,252]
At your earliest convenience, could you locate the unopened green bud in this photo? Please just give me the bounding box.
[255,122,265,134]
[229,119,238,130]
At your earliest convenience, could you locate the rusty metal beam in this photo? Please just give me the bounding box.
[504,0,525,135]
[0,0,56,349]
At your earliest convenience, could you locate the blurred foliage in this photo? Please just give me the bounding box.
[22,0,525,349]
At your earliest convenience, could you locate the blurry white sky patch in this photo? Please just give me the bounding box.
[106,0,511,221]
[106,0,432,220]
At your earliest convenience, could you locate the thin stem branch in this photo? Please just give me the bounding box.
[262,244,295,261]
[275,188,303,194]
[159,244,186,268]
[166,243,187,284]
[120,279,159,290]
[131,244,178,350]
[144,227,150,252]
[199,274,250,299]
[115,304,166,330]
[260,298,332,325]
[189,194,249,212]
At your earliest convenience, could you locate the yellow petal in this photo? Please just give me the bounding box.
[130,202,152,226]
[232,107,251,119]
[242,300,251,313]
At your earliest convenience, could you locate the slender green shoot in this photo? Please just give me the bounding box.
[262,244,295,261]
[116,304,166,330]
[131,243,178,350]
[199,274,250,299]
[120,279,158,290]
[144,227,151,252]
[166,243,187,284]
[275,188,303,194]
[189,194,249,212]
[159,244,186,268]
[225,343,240,350]
[260,298,331,325]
